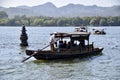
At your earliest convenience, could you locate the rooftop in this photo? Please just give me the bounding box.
[52,32,90,40]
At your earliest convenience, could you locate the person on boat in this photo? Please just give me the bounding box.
[101,29,106,34]
[50,32,59,52]
[58,40,63,48]
[63,40,67,48]
[67,41,71,49]
[80,26,87,32]
[57,40,63,52]
[79,40,85,48]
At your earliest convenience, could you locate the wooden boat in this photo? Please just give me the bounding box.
[74,26,88,32]
[93,29,106,35]
[25,32,104,60]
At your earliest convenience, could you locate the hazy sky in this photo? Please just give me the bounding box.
[0,0,120,8]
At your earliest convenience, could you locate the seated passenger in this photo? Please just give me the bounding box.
[63,41,67,48]
[58,40,63,48]
[67,41,71,49]
[57,40,63,52]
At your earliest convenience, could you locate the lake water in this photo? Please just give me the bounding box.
[0,26,120,80]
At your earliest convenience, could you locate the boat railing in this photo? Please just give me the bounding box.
[53,44,94,53]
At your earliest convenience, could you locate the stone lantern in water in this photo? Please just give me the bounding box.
[20,24,28,46]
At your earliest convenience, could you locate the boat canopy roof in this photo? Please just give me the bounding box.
[51,32,90,40]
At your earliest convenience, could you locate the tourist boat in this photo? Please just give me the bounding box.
[74,26,88,32]
[93,29,106,35]
[25,32,103,60]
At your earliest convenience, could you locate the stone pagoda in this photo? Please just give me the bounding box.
[20,24,28,46]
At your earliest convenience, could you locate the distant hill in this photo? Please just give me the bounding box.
[0,2,120,18]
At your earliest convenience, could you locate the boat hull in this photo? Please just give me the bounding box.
[26,48,103,60]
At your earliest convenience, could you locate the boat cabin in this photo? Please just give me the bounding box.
[93,29,106,35]
[51,32,92,53]
[74,26,88,32]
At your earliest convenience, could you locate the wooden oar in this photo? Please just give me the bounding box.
[22,44,50,62]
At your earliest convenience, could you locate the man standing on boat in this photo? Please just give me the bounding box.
[50,32,59,52]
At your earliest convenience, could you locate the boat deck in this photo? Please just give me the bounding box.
[27,44,96,55]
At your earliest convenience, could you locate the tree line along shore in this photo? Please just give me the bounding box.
[0,11,120,26]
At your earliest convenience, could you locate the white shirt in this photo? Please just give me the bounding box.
[50,34,59,43]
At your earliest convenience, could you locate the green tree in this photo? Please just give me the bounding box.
[72,17,83,26]
[32,18,44,26]
[117,16,120,26]
[0,18,9,26]
[82,17,90,26]
[43,19,56,26]
[0,11,8,19]
[7,19,16,26]
[90,17,100,26]
[107,17,116,26]
[57,18,66,26]
[14,20,22,26]
[99,18,108,26]
[0,15,120,26]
